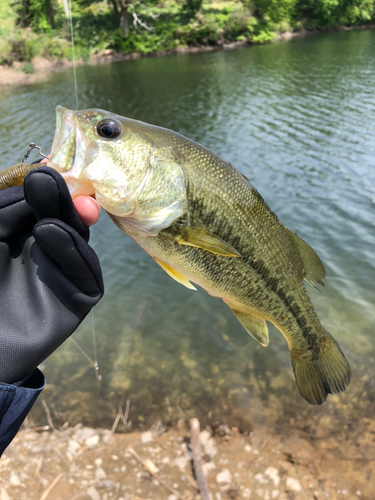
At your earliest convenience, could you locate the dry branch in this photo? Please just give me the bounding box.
[126,446,186,500]
[190,418,211,500]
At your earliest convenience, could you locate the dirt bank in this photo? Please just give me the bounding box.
[0,28,320,88]
[0,42,248,87]
[1,415,371,500]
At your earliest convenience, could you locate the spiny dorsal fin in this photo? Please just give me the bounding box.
[284,227,326,288]
[153,257,197,290]
[240,171,251,183]
[225,303,269,346]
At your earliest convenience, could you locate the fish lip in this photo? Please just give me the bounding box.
[53,106,73,146]
[49,105,76,170]
[48,106,98,197]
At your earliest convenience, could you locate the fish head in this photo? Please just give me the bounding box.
[48,106,187,236]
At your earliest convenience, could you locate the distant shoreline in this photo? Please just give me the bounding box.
[0,25,374,88]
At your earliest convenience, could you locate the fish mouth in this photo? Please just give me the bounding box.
[48,105,98,197]
[50,105,75,157]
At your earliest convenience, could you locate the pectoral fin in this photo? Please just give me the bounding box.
[153,257,197,290]
[226,304,269,346]
[172,225,241,257]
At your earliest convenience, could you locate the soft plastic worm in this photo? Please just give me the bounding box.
[0,163,37,190]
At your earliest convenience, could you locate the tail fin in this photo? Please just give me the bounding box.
[291,332,351,405]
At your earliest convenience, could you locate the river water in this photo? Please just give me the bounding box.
[1,30,375,458]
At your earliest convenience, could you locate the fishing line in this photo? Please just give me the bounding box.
[68,0,79,110]
[69,337,96,367]
[64,0,101,380]
[91,309,102,381]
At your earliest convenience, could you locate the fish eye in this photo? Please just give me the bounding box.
[97,119,121,139]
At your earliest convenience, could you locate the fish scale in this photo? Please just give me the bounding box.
[0,106,351,405]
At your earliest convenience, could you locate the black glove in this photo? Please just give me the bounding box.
[0,166,104,384]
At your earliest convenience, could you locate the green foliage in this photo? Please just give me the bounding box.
[296,0,375,28]
[23,61,34,73]
[250,27,275,43]
[343,0,375,24]
[1,0,375,67]
[41,36,67,59]
[13,0,62,32]
[183,0,203,16]
[223,8,252,41]
[6,31,38,62]
[251,0,298,25]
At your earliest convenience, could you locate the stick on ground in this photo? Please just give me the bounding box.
[190,418,211,500]
[126,446,186,500]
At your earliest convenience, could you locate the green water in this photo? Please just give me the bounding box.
[1,31,375,440]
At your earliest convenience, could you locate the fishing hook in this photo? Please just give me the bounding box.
[21,143,49,163]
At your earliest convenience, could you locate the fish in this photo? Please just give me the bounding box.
[6,105,351,405]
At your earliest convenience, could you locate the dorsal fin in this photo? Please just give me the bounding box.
[284,227,326,288]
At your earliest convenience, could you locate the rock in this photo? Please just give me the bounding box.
[173,456,189,470]
[255,488,264,499]
[94,458,103,467]
[265,467,280,487]
[95,467,107,480]
[9,472,21,486]
[74,427,97,443]
[99,480,114,489]
[30,446,43,454]
[85,434,100,448]
[87,486,101,500]
[242,488,251,498]
[254,473,268,484]
[1,488,12,500]
[202,461,216,475]
[203,438,217,458]
[140,431,153,444]
[271,491,279,498]
[244,444,252,453]
[167,495,178,500]
[101,430,113,444]
[216,469,232,484]
[199,430,211,445]
[285,477,302,492]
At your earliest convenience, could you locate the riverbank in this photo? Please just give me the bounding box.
[0,41,245,87]
[2,414,372,500]
[1,24,374,88]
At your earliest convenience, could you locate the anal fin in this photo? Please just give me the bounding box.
[226,303,269,346]
[153,257,197,290]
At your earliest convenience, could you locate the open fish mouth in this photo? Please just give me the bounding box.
[48,105,99,197]
[51,105,74,155]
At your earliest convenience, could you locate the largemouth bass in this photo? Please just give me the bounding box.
[3,106,351,404]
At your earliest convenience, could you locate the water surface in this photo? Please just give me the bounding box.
[1,30,374,462]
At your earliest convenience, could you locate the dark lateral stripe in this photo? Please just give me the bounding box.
[189,194,319,355]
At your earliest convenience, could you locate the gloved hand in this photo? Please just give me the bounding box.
[0,166,104,385]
